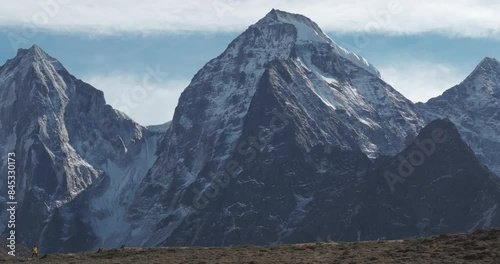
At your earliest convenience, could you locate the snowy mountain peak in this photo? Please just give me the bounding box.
[261,9,329,44]
[479,56,499,66]
[471,57,500,76]
[16,44,50,59]
[256,9,381,77]
[1,44,66,79]
[0,44,160,252]
[461,56,500,92]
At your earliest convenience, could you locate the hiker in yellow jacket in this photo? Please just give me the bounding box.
[32,245,38,258]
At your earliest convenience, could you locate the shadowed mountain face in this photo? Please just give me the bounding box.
[351,119,500,241]
[154,63,375,246]
[1,10,499,254]
[268,119,500,243]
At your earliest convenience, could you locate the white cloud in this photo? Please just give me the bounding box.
[82,72,189,126]
[379,61,466,103]
[1,0,499,38]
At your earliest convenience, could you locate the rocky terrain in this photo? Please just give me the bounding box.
[0,9,499,254]
[0,45,162,252]
[417,57,500,176]
[2,228,499,263]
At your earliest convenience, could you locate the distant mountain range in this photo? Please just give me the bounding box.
[0,9,499,253]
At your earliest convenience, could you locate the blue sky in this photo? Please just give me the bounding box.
[1,1,499,125]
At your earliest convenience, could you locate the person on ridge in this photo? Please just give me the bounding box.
[32,244,38,258]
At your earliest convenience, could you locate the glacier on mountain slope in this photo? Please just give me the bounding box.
[88,135,158,247]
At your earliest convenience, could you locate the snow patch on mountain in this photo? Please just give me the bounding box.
[89,134,158,247]
[270,9,381,78]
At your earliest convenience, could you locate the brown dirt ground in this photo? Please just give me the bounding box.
[1,229,499,263]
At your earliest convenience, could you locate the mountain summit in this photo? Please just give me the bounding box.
[418,57,500,175]
[16,44,51,59]
[127,9,425,247]
[259,9,381,77]
[0,45,161,252]
[1,45,66,86]
[463,57,500,94]
[473,57,500,74]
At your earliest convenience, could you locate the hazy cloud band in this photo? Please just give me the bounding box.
[1,0,499,38]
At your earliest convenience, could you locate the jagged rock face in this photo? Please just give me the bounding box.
[152,64,374,246]
[0,45,159,253]
[1,10,499,254]
[418,58,500,176]
[0,46,100,205]
[286,119,500,243]
[128,9,425,246]
[353,119,500,240]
